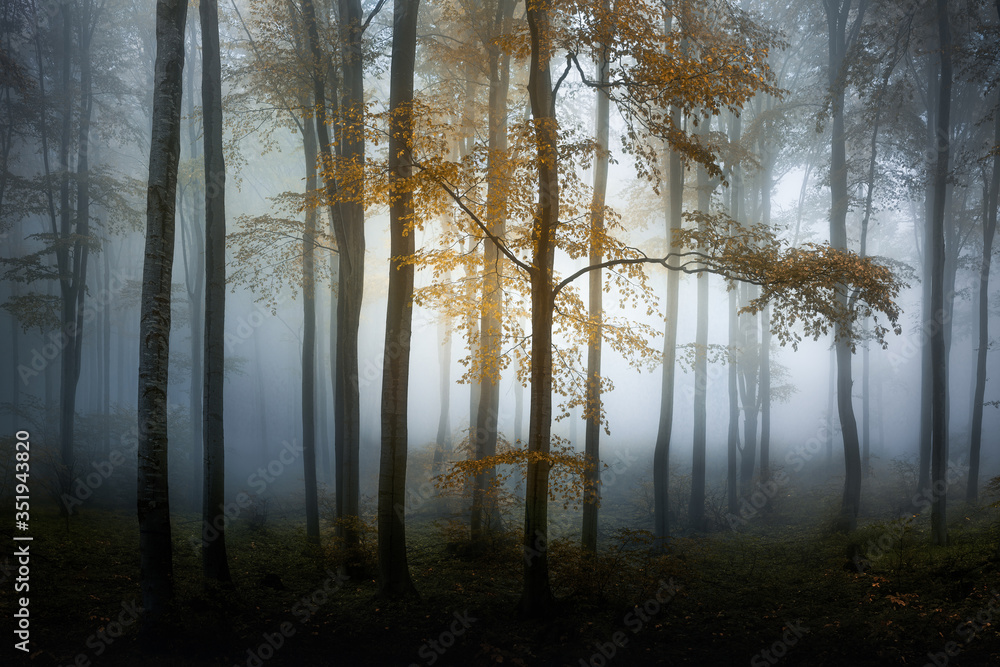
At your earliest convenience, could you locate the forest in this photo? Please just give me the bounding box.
[1,0,1000,664]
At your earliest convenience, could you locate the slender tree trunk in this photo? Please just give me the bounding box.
[520,0,558,616]
[183,19,205,512]
[102,250,111,457]
[471,0,516,545]
[930,0,951,546]
[726,114,741,515]
[918,56,938,496]
[968,94,1000,503]
[138,0,188,625]
[57,0,77,502]
[253,333,269,465]
[200,0,231,582]
[825,0,867,531]
[514,318,525,444]
[583,0,610,551]
[300,110,320,544]
[758,134,772,480]
[433,312,452,479]
[691,118,710,531]
[738,286,759,495]
[334,0,365,559]
[377,0,420,599]
[654,61,683,541]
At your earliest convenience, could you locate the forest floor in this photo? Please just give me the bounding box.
[4,480,1000,667]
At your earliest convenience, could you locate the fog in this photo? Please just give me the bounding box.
[2,0,999,664]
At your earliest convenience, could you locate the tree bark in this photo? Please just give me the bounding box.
[968,94,1000,503]
[182,18,205,512]
[378,0,420,599]
[726,113,742,515]
[334,0,366,557]
[138,0,188,625]
[824,0,868,531]
[691,117,710,531]
[930,0,951,546]
[583,0,610,551]
[471,0,516,545]
[200,0,232,582]
[520,0,557,616]
[300,109,320,544]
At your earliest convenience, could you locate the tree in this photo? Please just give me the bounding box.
[471,0,517,547]
[929,0,952,546]
[137,0,187,627]
[199,0,232,583]
[378,0,421,600]
[422,0,899,616]
[968,9,1000,503]
[331,0,370,561]
[822,0,869,531]
[582,0,610,553]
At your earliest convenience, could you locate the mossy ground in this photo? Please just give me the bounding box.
[3,476,1000,667]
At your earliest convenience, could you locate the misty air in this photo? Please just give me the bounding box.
[1,0,999,665]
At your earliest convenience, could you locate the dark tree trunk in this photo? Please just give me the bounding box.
[824,0,867,532]
[432,312,452,479]
[726,113,742,515]
[654,90,682,541]
[334,0,366,558]
[582,0,610,552]
[691,117,710,531]
[377,0,420,599]
[300,110,320,544]
[471,0,516,545]
[138,0,188,625]
[200,0,231,582]
[930,0,951,546]
[968,94,1000,503]
[520,0,558,616]
[182,18,205,512]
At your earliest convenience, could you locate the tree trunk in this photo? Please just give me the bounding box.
[824,0,867,532]
[300,110,320,544]
[726,113,741,515]
[583,0,610,551]
[758,131,772,480]
[183,18,205,512]
[653,67,683,541]
[377,0,420,599]
[138,0,187,625]
[471,0,516,545]
[433,312,452,479]
[691,117,710,531]
[918,53,938,496]
[200,0,231,582]
[968,94,1000,503]
[930,0,951,546]
[334,0,366,558]
[738,282,759,494]
[520,0,558,616]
